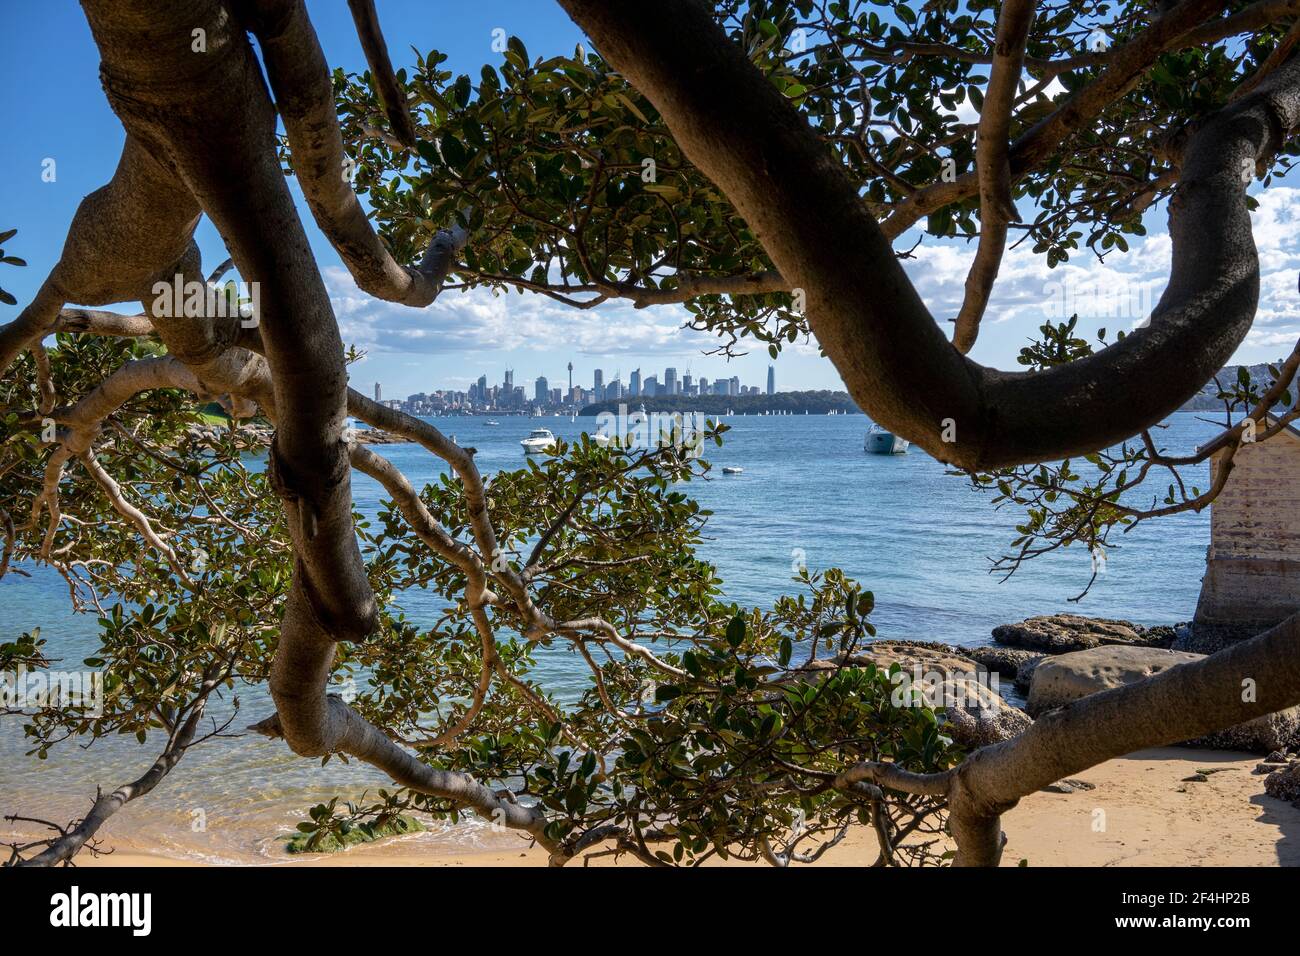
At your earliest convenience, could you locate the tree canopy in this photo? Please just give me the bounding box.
[3,0,1300,868]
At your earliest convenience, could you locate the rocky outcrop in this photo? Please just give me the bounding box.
[993,614,1173,653]
[1173,621,1268,655]
[1264,761,1300,806]
[351,428,407,445]
[937,687,1034,748]
[796,642,1032,750]
[1014,656,1044,694]
[1026,646,1202,715]
[1190,714,1300,754]
[966,645,1043,680]
[1025,645,1300,754]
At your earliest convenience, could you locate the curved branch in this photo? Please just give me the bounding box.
[560,0,1300,468]
[0,136,199,373]
[238,0,467,307]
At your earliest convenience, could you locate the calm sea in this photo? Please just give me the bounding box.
[0,411,1219,861]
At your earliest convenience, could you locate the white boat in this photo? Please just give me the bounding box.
[722,466,744,475]
[865,423,908,455]
[520,427,557,454]
[485,420,500,426]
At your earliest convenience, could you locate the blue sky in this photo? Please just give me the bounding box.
[2,2,1297,402]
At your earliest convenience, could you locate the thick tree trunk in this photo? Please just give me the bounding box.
[70,1,555,848]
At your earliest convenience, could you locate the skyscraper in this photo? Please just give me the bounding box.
[504,368,514,392]
[767,364,775,396]
[535,376,549,403]
[567,361,574,402]
[682,370,693,395]
[593,368,603,402]
[664,367,678,395]
[374,382,381,403]
[630,368,641,397]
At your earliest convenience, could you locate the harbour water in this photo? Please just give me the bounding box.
[0,411,1220,861]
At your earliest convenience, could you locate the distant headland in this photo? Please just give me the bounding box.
[579,389,862,416]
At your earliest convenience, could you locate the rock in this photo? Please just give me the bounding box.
[1267,750,1288,764]
[1174,621,1269,655]
[1042,778,1096,794]
[352,428,407,445]
[1026,645,1300,754]
[1026,645,1203,715]
[937,691,1035,749]
[1182,773,1209,783]
[1187,713,1300,754]
[1014,656,1044,694]
[992,614,1171,654]
[1265,762,1300,806]
[1254,762,1289,775]
[797,642,1031,749]
[966,646,1044,680]
[1141,625,1178,648]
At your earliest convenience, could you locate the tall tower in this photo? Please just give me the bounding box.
[567,361,574,400]
[767,364,775,396]
[374,382,381,403]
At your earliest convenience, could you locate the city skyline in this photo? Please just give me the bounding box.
[370,362,781,414]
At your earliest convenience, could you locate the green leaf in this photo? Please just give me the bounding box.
[725,615,746,648]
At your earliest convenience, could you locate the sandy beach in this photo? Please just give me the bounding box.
[69,747,1300,868]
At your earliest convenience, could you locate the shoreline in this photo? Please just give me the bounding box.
[65,747,1300,868]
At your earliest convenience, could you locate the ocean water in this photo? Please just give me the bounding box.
[0,411,1219,861]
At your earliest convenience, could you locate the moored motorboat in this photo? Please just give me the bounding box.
[864,423,909,455]
[722,466,744,475]
[521,427,557,454]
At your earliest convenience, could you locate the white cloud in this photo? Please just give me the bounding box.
[326,266,718,359]
[899,186,1300,356]
[328,186,1300,371]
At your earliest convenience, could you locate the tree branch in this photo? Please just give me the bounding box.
[344,0,417,148]
[953,0,1034,354]
[238,0,467,307]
